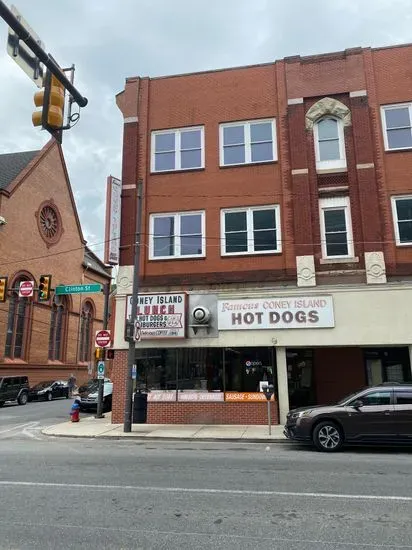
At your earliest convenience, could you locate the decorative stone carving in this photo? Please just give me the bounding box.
[116,265,134,295]
[296,255,316,287]
[305,97,351,130]
[365,251,387,284]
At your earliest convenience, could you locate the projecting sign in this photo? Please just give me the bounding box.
[218,296,335,330]
[126,293,186,339]
[104,176,121,265]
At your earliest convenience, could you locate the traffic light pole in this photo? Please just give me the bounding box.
[0,1,87,107]
[96,282,110,419]
[124,180,143,433]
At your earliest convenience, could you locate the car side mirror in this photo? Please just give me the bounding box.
[352,399,364,409]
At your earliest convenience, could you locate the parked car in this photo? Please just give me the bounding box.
[79,379,113,412]
[284,383,412,452]
[77,378,111,394]
[28,380,69,401]
[0,375,29,407]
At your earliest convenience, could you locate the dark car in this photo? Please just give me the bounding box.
[0,375,29,407]
[28,380,69,402]
[284,383,412,452]
[79,379,113,412]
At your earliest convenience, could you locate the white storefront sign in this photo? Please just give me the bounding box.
[218,296,334,330]
[104,176,122,265]
[126,293,186,339]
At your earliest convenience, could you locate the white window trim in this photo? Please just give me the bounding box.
[149,210,206,260]
[381,103,412,152]
[319,196,354,259]
[313,117,347,173]
[391,195,412,246]
[220,205,281,256]
[219,119,277,167]
[150,126,205,173]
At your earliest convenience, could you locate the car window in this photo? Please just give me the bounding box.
[395,391,412,405]
[361,391,391,406]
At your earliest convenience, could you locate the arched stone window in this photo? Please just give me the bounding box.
[4,274,33,359]
[48,295,68,361]
[79,301,94,362]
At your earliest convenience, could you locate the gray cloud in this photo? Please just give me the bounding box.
[0,0,411,259]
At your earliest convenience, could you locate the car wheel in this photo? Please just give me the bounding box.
[0,401,4,407]
[47,392,53,402]
[18,392,28,406]
[313,421,343,452]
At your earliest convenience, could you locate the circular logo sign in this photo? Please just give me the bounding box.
[95,330,111,348]
[19,280,34,297]
[245,360,251,367]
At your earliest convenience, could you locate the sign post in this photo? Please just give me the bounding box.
[262,384,275,436]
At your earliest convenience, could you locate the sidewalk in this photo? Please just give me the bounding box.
[42,413,287,442]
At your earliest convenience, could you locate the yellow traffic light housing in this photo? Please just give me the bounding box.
[95,348,104,361]
[32,70,65,142]
[0,276,7,302]
[38,274,52,301]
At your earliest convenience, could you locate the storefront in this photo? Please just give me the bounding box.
[111,279,412,425]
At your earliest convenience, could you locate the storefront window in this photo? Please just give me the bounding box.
[224,347,275,392]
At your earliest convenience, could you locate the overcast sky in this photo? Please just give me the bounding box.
[0,0,412,260]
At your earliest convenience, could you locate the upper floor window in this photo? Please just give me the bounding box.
[219,119,277,167]
[314,117,346,172]
[149,211,205,260]
[381,104,412,151]
[4,275,31,360]
[151,126,204,172]
[319,196,354,259]
[221,205,281,256]
[391,196,412,245]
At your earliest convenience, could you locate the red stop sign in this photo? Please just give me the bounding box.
[19,280,34,297]
[95,329,111,348]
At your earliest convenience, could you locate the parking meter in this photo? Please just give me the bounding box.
[262,384,274,435]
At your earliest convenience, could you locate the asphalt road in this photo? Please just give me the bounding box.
[1,434,412,549]
[0,397,92,440]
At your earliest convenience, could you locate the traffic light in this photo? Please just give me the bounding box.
[0,277,7,302]
[107,349,115,360]
[38,275,51,301]
[32,70,65,140]
[95,348,104,361]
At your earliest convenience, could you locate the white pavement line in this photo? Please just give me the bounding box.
[1,481,412,502]
[0,422,36,436]
[0,520,411,548]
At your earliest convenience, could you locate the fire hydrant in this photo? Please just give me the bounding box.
[70,397,81,422]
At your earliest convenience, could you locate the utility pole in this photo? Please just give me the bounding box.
[124,180,143,432]
[96,281,110,418]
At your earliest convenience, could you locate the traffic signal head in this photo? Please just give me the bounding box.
[32,70,65,135]
[95,348,104,361]
[0,277,7,302]
[38,275,51,301]
[107,349,115,360]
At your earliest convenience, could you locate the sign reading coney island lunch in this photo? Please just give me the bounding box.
[126,293,186,339]
[218,296,334,330]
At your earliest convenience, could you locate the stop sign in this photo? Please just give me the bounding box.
[95,329,111,348]
[19,280,34,298]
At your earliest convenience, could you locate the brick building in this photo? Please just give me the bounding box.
[111,43,412,425]
[0,140,111,387]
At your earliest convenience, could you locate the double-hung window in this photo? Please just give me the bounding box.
[219,119,277,166]
[151,126,204,172]
[150,211,205,259]
[391,196,412,245]
[314,117,346,172]
[221,205,281,256]
[381,104,412,151]
[319,196,354,259]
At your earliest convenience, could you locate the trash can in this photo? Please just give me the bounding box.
[133,391,148,424]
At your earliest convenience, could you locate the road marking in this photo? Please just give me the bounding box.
[0,519,411,548]
[0,481,412,502]
[0,422,36,436]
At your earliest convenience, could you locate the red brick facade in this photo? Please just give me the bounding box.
[0,140,111,387]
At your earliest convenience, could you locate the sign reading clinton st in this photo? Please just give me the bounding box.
[218,296,335,330]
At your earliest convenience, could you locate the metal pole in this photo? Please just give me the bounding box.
[96,282,110,418]
[0,1,88,107]
[267,399,271,436]
[124,180,143,432]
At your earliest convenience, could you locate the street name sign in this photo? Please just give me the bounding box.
[55,284,102,295]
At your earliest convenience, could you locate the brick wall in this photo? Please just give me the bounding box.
[111,349,128,423]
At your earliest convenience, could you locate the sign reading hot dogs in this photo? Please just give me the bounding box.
[218,296,334,330]
[126,293,186,339]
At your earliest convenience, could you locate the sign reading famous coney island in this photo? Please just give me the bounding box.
[218,296,334,330]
